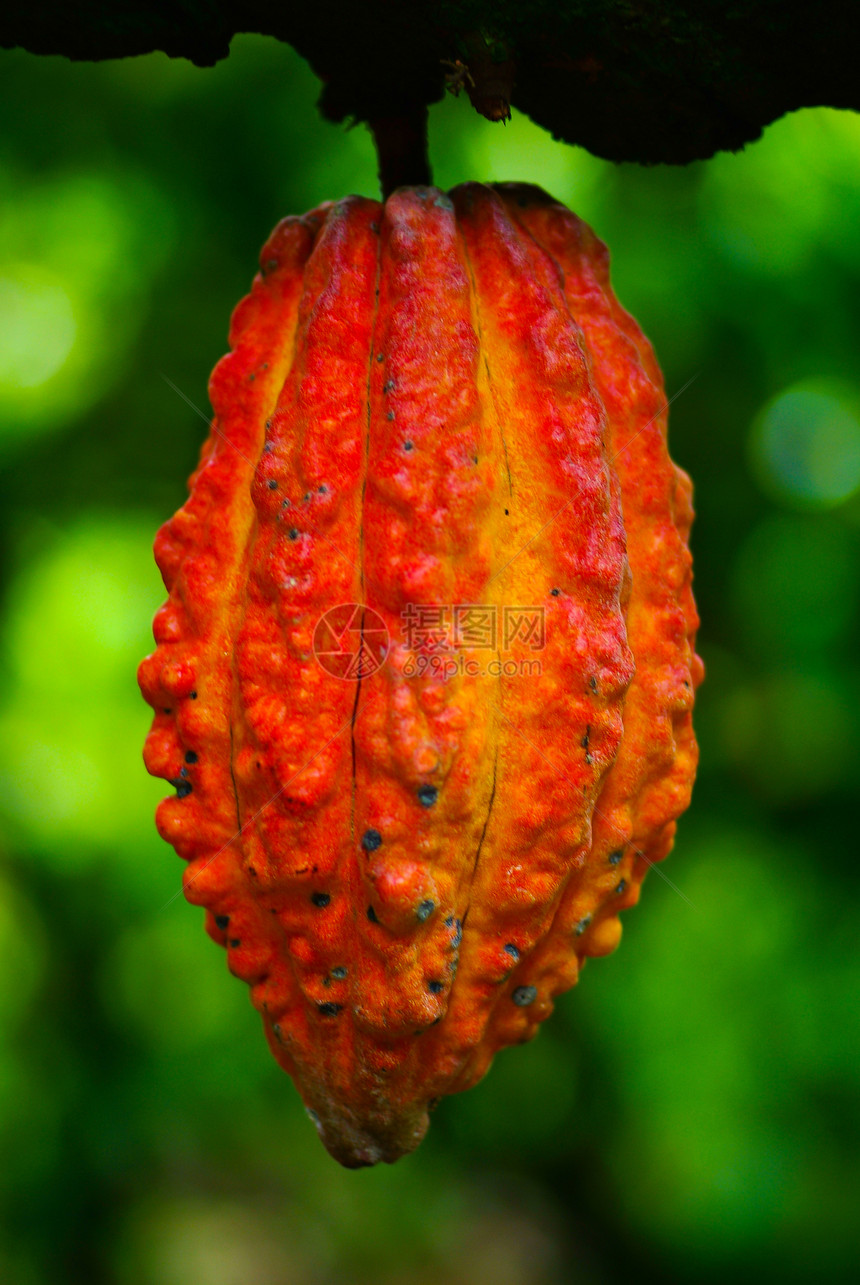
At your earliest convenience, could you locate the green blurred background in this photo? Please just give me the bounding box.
[1,34,859,1284]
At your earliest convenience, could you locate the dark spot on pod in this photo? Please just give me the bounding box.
[162,707,172,715]
[248,372,255,382]
[403,441,414,452]
[266,419,272,429]
[446,917,463,948]
[428,980,445,995]
[306,1107,321,1124]
[367,905,379,924]
[431,1015,443,1026]
[361,828,382,852]
[319,484,328,494]
[267,479,278,490]
[370,222,380,233]
[262,362,268,370]
[214,914,229,930]
[281,497,291,508]
[504,943,520,961]
[229,938,241,948]
[311,892,331,907]
[609,849,624,865]
[616,879,627,895]
[512,985,537,1006]
[170,777,192,799]
[416,899,435,923]
[417,784,438,807]
[179,766,188,778]
[317,1002,342,1016]
[504,508,509,515]
[472,455,478,464]
[249,867,258,878]
[189,691,197,700]
[551,588,560,596]
[185,750,198,764]
[264,258,278,274]
[386,411,395,421]
[383,379,395,393]
[376,353,384,363]
[589,676,598,693]
[331,966,348,979]
[272,1022,282,1041]
[303,492,311,502]
[288,528,299,540]
[574,915,592,936]
[263,442,273,454]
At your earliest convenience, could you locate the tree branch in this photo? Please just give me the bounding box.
[2,2,858,164]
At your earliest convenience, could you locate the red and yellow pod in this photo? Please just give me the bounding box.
[138,183,702,1167]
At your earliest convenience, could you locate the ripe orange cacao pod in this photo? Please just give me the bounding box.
[139,183,702,1167]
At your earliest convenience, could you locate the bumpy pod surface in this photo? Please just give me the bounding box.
[139,183,702,1167]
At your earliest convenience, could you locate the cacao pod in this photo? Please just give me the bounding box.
[139,183,702,1167]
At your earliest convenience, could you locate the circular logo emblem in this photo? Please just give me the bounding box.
[313,603,389,680]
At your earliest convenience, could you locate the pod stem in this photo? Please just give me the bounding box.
[370,108,432,199]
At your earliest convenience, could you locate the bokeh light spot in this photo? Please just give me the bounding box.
[750,385,860,508]
[0,515,167,873]
[0,164,174,447]
[0,270,76,389]
[702,109,860,275]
